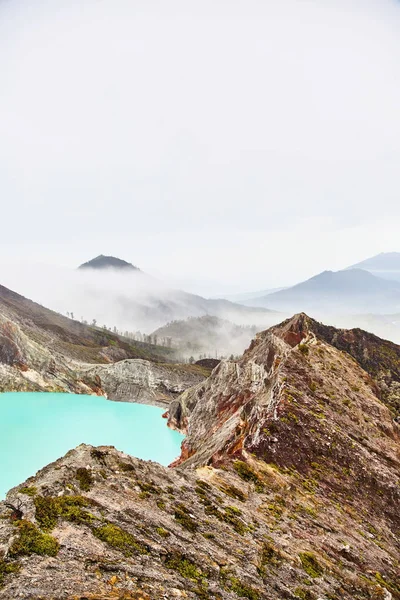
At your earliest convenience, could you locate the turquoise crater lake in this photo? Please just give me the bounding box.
[0,392,183,499]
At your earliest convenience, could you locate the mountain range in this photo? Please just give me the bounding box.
[347,251,400,281]
[236,253,400,316]
[245,268,400,314]
[72,255,282,333]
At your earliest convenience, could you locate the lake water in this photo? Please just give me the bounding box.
[0,392,183,499]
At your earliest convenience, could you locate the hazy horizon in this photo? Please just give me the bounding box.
[1,0,400,296]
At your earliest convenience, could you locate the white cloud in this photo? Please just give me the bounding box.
[0,0,399,295]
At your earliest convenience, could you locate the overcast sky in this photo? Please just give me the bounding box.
[1,0,400,296]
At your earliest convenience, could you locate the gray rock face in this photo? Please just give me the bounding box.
[0,286,207,401]
[86,359,206,407]
[0,444,271,600]
[167,333,288,466]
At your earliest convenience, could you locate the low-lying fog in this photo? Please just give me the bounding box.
[0,262,280,333]
[1,263,400,359]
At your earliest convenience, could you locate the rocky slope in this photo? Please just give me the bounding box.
[1,314,400,599]
[85,360,208,407]
[0,283,205,401]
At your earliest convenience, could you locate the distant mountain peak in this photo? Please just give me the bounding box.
[78,255,140,271]
[347,252,400,270]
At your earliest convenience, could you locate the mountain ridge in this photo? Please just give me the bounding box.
[0,283,206,404]
[1,313,399,598]
[245,269,400,314]
[346,252,400,283]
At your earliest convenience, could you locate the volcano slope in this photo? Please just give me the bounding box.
[0,314,399,599]
[0,283,206,403]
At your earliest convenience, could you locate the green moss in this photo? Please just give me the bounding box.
[233,461,264,492]
[156,527,170,538]
[196,479,212,491]
[223,507,246,535]
[299,552,323,578]
[294,588,316,600]
[75,467,94,491]
[222,573,260,600]
[33,496,59,531]
[93,523,148,556]
[117,460,135,473]
[220,484,247,502]
[9,521,59,557]
[266,502,284,520]
[165,552,204,582]
[301,478,318,494]
[156,499,166,511]
[174,505,199,533]
[302,506,318,518]
[195,486,209,500]
[298,344,309,355]
[137,480,162,495]
[19,486,37,497]
[258,542,284,576]
[0,559,20,587]
[375,572,400,594]
[201,497,247,535]
[225,505,242,516]
[34,495,94,531]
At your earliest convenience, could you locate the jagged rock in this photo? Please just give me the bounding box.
[1,314,400,599]
[0,284,207,399]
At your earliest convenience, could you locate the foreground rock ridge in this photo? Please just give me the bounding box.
[1,314,400,599]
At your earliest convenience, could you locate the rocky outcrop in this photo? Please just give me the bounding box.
[1,439,399,600]
[1,314,400,599]
[85,359,206,407]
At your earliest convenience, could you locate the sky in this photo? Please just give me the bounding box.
[1,0,400,296]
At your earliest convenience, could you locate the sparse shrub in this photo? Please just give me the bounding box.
[75,467,94,491]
